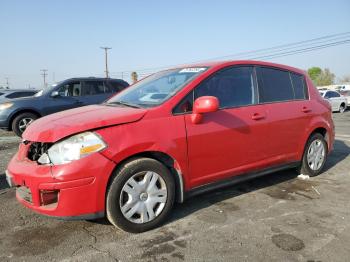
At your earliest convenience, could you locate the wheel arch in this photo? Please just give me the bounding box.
[106,151,185,203]
[9,109,42,131]
[300,126,330,160]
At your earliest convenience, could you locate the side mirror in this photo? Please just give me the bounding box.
[191,96,219,124]
[51,91,59,97]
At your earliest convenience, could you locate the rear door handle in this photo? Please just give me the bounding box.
[251,113,265,120]
[302,107,311,113]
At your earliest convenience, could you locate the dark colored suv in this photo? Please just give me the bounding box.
[0,77,129,136]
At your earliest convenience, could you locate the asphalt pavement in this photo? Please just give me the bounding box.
[0,112,349,262]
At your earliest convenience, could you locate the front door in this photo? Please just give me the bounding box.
[184,66,269,188]
[44,81,83,115]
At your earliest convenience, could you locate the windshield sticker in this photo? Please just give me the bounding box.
[179,68,206,73]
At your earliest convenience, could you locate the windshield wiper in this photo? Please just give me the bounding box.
[107,101,142,108]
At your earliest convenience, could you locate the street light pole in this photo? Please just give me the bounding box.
[100,47,112,78]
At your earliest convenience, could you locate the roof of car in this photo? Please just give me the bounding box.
[64,77,126,82]
[0,89,39,92]
[172,60,306,75]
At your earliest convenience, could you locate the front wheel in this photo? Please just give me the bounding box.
[11,112,38,137]
[339,104,346,113]
[106,158,175,233]
[299,133,328,177]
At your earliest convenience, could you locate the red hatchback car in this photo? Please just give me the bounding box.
[6,61,334,232]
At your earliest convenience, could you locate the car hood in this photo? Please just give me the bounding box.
[23,104,147,142]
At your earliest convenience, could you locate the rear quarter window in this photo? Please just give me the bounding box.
[290,73,308,100]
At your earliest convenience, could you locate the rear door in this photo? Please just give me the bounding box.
[256,67,311,164]
[79,80,107,105]
[183,66,269,188]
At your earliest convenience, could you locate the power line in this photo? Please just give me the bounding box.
[248,39,350,61]
[110,31,350,76]
[100,47,112,78]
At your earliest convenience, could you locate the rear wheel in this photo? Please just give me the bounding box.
[339,103,346,113]
[106,158,175,233]
[11,112,38,137]
[299,133,327,177]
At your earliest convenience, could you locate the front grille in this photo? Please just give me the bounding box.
[16,186,33,204]
[27,142,52,161]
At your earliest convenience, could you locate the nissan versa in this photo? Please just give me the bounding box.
[6,61,334,233]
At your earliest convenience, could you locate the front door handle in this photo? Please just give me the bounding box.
[302,106,311,113]
[251,113,265,120]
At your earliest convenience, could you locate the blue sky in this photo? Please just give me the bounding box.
[0,0,349,88]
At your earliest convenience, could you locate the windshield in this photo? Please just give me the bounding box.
[107,67,208,108]
[34,90,44,97]
[34,82,60,97]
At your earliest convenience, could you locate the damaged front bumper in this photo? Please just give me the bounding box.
[6,149,116,219]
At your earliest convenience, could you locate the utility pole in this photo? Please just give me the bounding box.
[100,47,112,78]
[5,77,9,89]
[40,69,48,88]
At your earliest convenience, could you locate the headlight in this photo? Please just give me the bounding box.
[0,102,13,110]
[38,132,107,165]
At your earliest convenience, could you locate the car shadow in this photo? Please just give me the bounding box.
[322,139,350,172]
[168,169,299,224]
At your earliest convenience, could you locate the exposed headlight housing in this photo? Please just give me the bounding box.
[0,102,13,110]
[38,132,107,165]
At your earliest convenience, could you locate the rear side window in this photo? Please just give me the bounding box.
[105,81,128,93]
[328,91,340,98]
[82,81,105,95]
[257,67,294,103]
[290,73,307,100]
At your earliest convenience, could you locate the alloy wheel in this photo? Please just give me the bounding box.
[18,118,34,133]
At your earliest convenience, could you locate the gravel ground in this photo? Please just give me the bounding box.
[0,112,349,262]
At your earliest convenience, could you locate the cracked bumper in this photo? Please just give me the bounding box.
[6,152,116,219]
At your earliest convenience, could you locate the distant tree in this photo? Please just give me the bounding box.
[307,67,335,86]
[308,67,322,82]
[316,68,335,86]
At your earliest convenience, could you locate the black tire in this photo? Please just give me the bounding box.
[106,158,175,233]
[339,103,346,113]
[11,112,38,137]
[299,133,328,177]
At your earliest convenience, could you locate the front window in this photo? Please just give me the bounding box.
[57,81,82,97]
[106,67,208,108]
